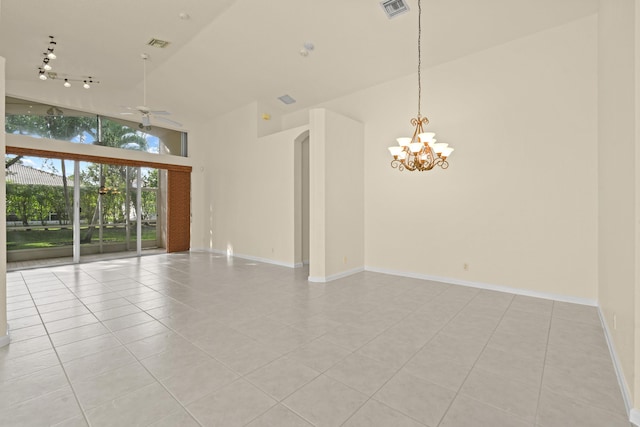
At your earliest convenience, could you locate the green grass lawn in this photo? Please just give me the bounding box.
[7,225,157,250]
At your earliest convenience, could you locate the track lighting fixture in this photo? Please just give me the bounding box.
[46,36,57,59]
[37,36,56,79]
[35,37,99,89]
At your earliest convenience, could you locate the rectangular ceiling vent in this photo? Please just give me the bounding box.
[278,95,296,105]
[147,38,170,48]
[380,0,409,19]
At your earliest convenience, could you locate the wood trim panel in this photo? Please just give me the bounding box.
[6,146,192,173]
[166,170,191,253]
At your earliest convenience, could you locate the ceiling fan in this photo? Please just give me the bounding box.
[120,53,182,130]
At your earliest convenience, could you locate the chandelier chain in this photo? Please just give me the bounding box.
[417,0,422,117]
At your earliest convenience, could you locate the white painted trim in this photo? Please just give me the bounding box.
[598,308,635,424]
[193,248,300,269]
[308,267,364,283]
[364,266,598,307]
[0,325,10,348]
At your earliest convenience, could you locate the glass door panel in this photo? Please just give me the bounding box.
[140,168,158,249]
[5,155,75,263]
[79,162,135,257]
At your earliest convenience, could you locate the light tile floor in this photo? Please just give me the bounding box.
[0,252,631,427]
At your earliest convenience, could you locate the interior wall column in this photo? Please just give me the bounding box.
[0,56,9,348]
[308,108,364,282]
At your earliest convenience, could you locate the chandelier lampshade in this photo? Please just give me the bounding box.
[388,0,454,172]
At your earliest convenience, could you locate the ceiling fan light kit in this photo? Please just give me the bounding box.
[119,53,183,129]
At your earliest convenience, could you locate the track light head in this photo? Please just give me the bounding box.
[63,79,71,88]
[47,48,56,60]
[39,70,47,80]
[83,80,90,89]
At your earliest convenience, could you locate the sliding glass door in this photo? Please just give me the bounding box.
[6,154,161,264]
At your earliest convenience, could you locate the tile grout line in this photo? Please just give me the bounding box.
[51,267,207,427]
[435,297,550,427]
[427,293,527,427]
[7,256,628,426]
[20,271,92,427]
[336,285,485,427]
[532,301,555,426]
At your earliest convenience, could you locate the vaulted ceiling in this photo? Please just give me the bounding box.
[0,0,598,126]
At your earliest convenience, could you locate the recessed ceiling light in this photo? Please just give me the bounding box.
[278,95,296,105]
[178,12,190,20]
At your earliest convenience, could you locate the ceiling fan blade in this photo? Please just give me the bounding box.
[149,110,170,115]
[154,116,183,127]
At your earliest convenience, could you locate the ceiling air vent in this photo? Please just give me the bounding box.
[380,0,409,19]
[147,38,170,48]
[278,95,296,105]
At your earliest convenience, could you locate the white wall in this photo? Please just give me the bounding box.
[636,0,640,412]
[286,15,599,300]
[198,101,308,267]
[598,0,637,409]
[0,56,7,347]
[293,134,310,266]
[302,137,310,263]
[597,0,638,411]
[308,109,365,281]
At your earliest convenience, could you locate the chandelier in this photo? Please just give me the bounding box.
[388,0,454,172]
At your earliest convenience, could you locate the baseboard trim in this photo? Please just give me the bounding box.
[364,266,598,307]
[194,248,301,269]
[598,308,636,425]
[0,325,10,348]
[308,267,364,283]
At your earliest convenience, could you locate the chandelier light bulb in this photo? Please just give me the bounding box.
[441,147,454,158]
[63,79,71,88]
[396,137,411,147]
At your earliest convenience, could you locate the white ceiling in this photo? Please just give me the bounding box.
[0,0,598,124]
